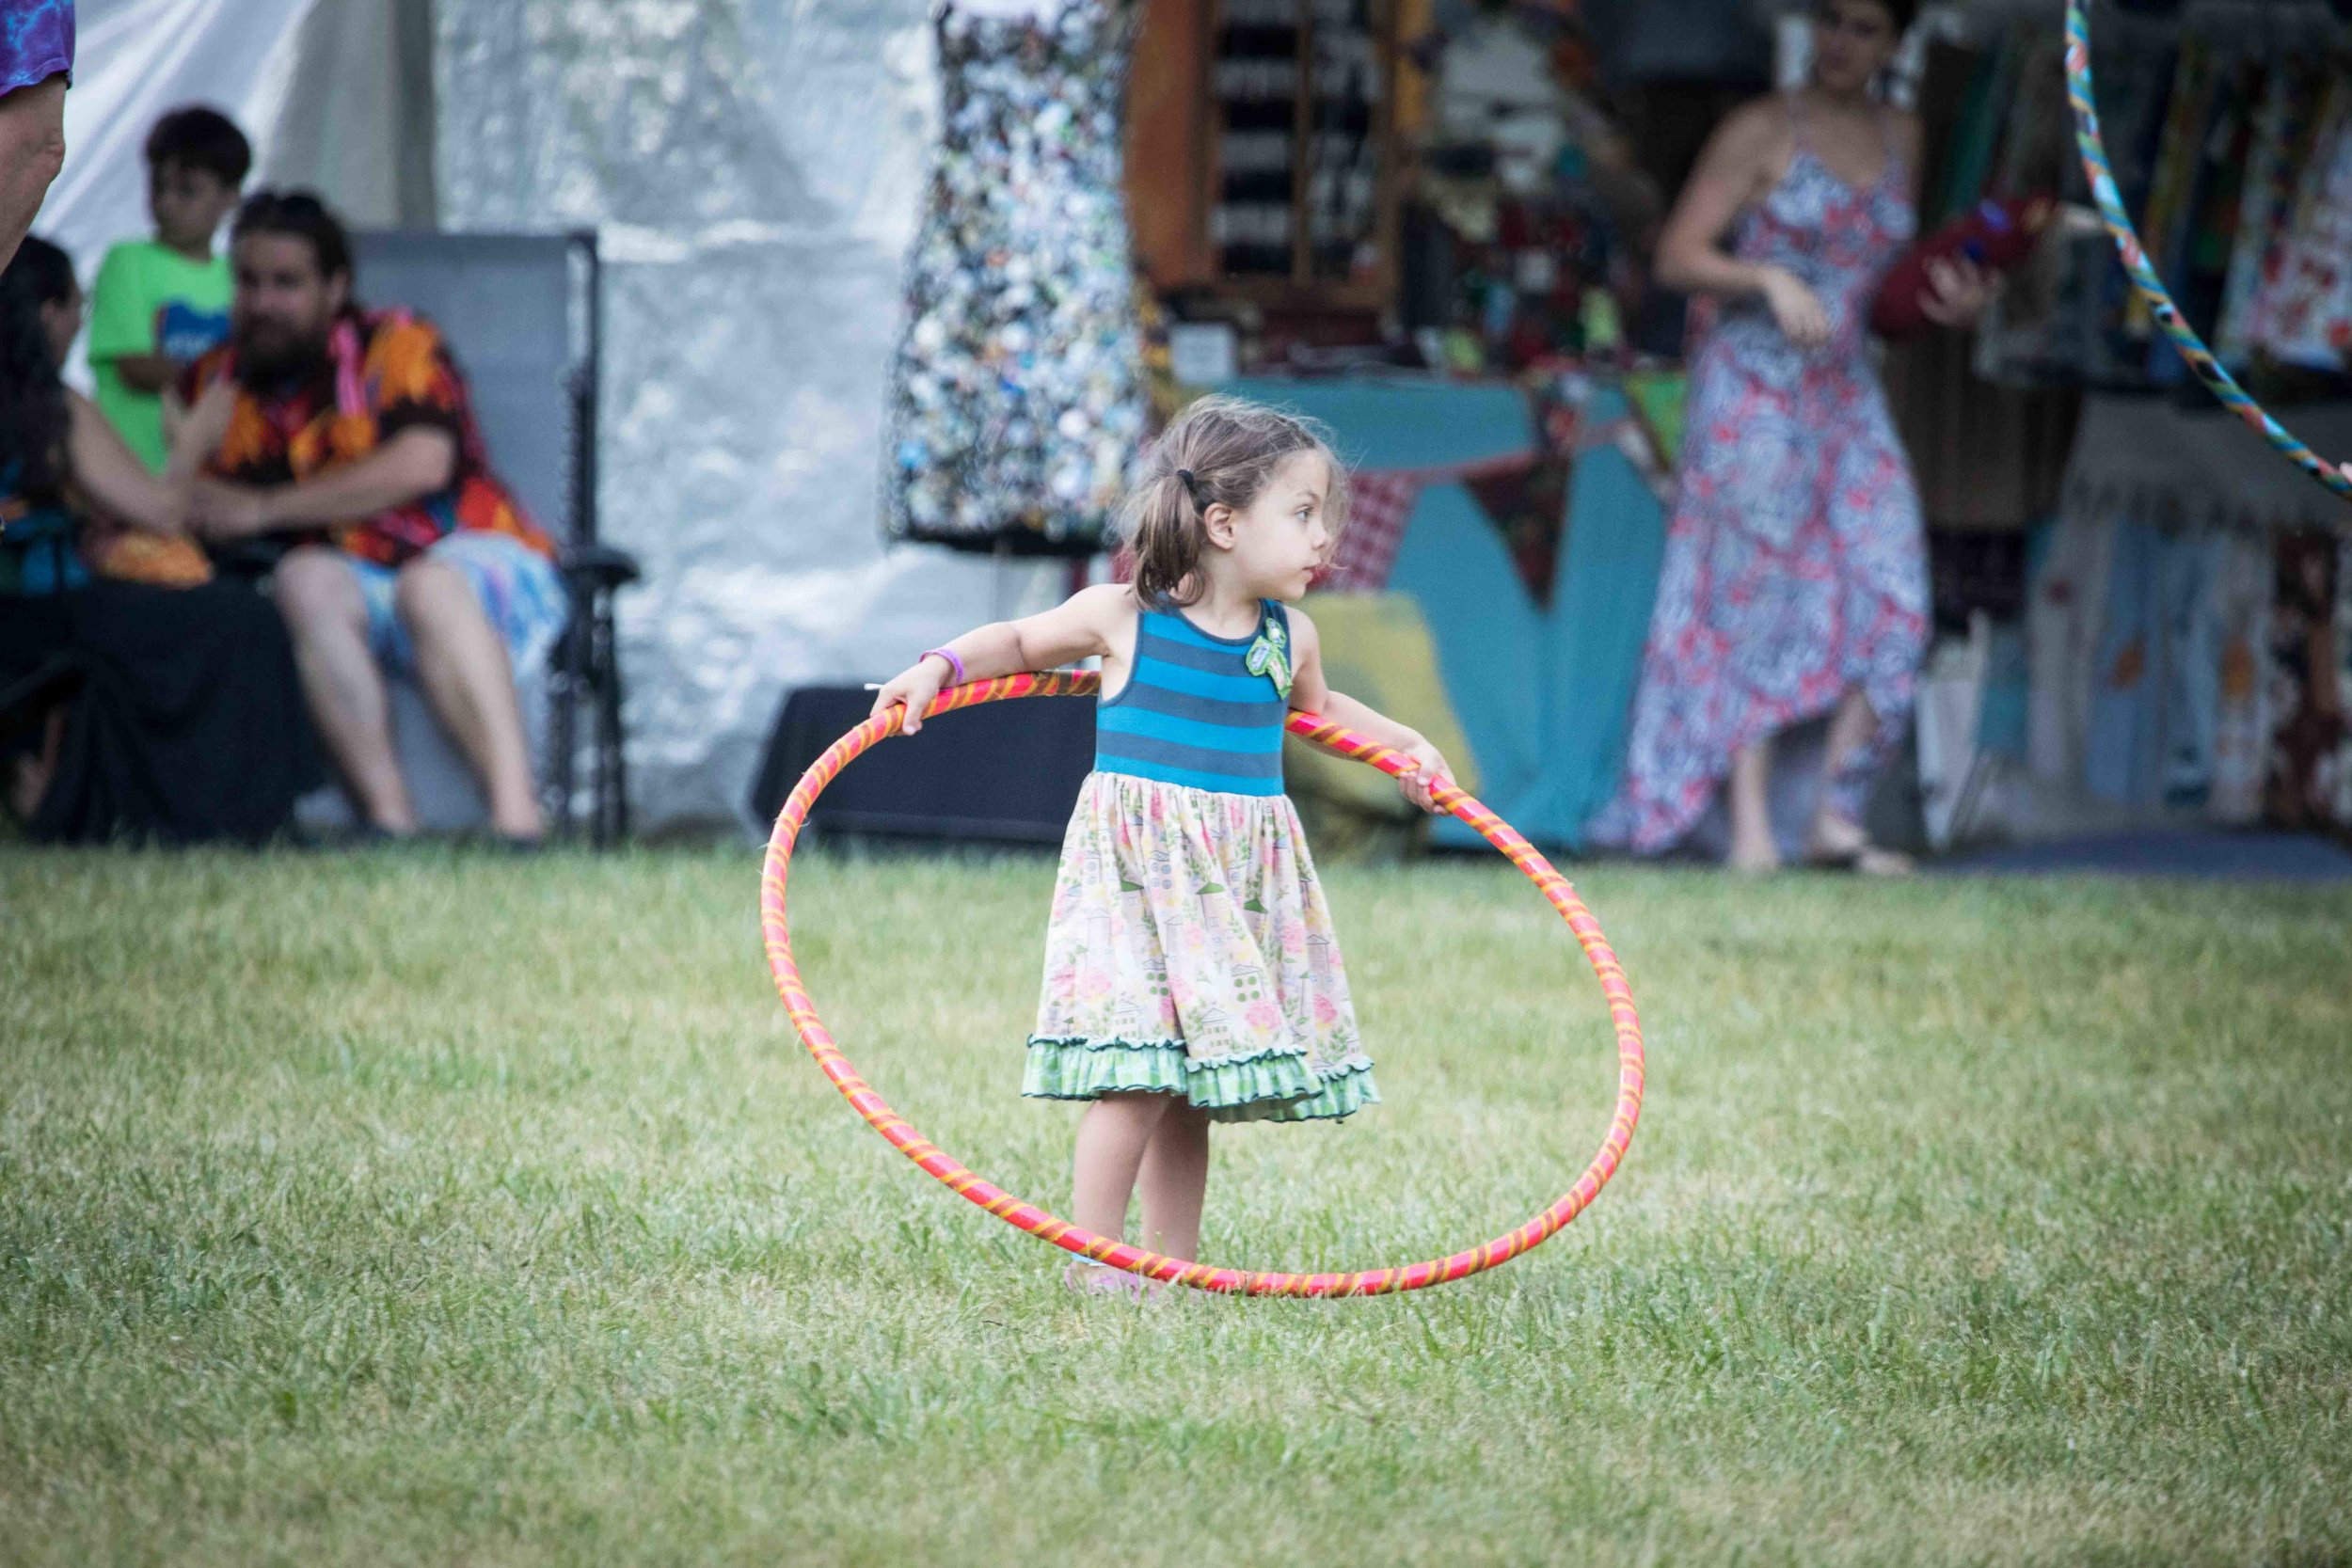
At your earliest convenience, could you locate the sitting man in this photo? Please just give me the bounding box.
[176,190,564,844]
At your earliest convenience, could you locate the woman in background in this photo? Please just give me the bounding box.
[1593,0,1991,873]
[1,236,316,842]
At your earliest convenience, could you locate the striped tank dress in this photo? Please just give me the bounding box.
[1025,597,1376,1122]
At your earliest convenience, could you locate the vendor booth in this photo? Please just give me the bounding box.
[34,0,2352,854]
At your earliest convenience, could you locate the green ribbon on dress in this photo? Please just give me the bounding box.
[1245,614,1293,700]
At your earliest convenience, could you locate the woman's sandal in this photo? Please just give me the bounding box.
[1804,817,1915,877]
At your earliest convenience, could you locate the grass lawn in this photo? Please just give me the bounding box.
[2,845,2347,1564]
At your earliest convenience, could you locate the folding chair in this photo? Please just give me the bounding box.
[347,229,638,844]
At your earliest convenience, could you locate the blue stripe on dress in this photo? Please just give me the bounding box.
[1116,678,1286,728]
[1096,704,1284,755]
[1096,729,1284,778]
[1143,614,1260,652]
[1134,629,1259,675]
[1120,660,1274,705]
[1090,751,1286,796]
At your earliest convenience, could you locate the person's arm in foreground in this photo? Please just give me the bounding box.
[0,75,68,273]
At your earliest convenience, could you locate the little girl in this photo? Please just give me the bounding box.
[870,396,1454,1294]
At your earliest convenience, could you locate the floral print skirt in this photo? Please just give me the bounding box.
[1026,772,1376,1122]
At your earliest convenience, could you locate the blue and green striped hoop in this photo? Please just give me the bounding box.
[2063,0,2352,505]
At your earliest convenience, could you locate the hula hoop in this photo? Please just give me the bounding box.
[2064,0,2352,505]
[758,671,1645,1297]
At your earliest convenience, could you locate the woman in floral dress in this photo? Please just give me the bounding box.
[1591,0,1991,873]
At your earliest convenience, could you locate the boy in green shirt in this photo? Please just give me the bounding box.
[87,106,249,471]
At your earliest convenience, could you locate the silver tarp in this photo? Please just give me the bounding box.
[437,0,1068,833]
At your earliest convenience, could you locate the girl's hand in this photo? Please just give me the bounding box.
[1393,734,1457,815]
[869,655,951,735]
[1761,266,1832,350]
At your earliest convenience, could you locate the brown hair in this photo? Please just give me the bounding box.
[231,189,353,284]
[1122,394,1349,608]
[1818,0,1917,34]
[147,106,253,185]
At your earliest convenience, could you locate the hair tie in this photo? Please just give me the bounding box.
[1174,467,1200,503]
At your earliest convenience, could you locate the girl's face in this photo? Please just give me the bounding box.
[1210,451,1335,603]
[1811,0,1900,96]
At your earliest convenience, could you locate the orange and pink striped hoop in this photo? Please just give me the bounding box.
[759,671,1645,1296]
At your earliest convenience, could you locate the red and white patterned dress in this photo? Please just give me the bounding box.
[1593,104,1928,853]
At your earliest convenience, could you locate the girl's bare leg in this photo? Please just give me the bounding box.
[1070,1091,1173,1245]
[1065,1093,1179,1296]
[1136,1099,1212,1264]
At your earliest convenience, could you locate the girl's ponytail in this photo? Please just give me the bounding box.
[1120,395,1348,607]
[1125,465,1209,608]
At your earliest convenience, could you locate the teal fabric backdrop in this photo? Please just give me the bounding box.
[1227,378,1667,849]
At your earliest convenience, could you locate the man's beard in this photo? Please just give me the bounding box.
[233,323,331,391]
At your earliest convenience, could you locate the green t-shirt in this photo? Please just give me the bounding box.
[87,240,233,473]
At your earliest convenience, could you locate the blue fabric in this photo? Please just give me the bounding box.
[155,299,230,363]
[1097,705,1282,756]
[2084,516,2161,807]
[4,509,86,594]
[2157,530,2222,807]
[1,0,72,95]
[1972,517,2047,764]
[1544,425,1672,841]
[1115,676,1279,728]
[343,531,567,679]
[2,457,86,595]
[1377,388,1667,851]
[1977,622,2030,760]
[1115,657,1279,706]
[1392,484,1548,832]
[1220,376,1535,470]
[1195,378,1663,848]
[1136,625,1263,674]
[1097,601,1289,797]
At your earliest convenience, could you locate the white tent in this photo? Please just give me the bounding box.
[45,0,432,264]
[38,0,1067,836]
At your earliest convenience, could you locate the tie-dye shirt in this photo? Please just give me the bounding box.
[181,309,552,567]
[2,0,72,95]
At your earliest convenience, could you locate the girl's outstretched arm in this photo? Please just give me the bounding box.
[1285,609,1457,813]
[869,582,1136,734]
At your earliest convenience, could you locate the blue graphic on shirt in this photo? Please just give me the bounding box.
[1,0,75,95]
[155,299,230,363]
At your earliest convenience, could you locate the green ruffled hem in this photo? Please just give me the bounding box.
[1023,1037,1378,1123]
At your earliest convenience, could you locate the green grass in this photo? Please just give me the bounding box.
[2,845,2348,1565]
